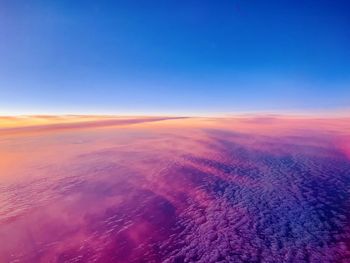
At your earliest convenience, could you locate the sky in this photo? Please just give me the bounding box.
[0,0,349,115]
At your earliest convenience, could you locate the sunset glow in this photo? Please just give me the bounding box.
[1,116,350,262]
[1,1,350,262]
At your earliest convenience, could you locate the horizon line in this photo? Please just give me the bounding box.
[0,108,349,118]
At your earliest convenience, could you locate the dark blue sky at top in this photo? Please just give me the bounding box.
[0,0,349,115]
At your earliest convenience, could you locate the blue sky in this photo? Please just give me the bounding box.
[0,0,349,115]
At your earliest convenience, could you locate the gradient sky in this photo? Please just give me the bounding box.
[0,0,349,115]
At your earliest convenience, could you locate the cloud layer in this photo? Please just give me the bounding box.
[0,116,350,262]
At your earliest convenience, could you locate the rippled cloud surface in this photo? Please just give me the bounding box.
[1,116,350,262]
